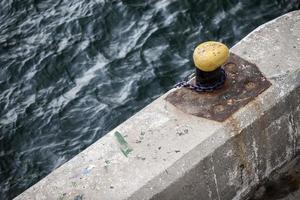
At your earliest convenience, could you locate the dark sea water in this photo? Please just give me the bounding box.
[0,0,299,199]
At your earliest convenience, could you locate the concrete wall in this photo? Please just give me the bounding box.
[15,10,300,200]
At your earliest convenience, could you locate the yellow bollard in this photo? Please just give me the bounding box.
[193,41,229,88]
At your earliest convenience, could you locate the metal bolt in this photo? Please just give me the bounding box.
[245,81,256,91]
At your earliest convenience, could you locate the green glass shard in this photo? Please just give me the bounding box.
[114,131,133,157]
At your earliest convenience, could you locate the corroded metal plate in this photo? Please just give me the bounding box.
[165,53,271,122]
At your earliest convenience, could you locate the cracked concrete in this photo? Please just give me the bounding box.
[15,10,300,200]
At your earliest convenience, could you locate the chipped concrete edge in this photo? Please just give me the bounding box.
[15,10,300,200]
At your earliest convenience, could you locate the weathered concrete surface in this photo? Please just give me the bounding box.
[249,155,300,200]
[15,11,300,200]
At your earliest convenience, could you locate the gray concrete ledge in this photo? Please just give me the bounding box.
[15,10,300,200]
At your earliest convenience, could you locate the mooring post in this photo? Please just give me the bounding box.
[175,41,229,92]
[193,41,229,89]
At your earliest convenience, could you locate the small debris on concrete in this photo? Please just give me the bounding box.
[82,165,95,175]
[73,194,83,200]
[176,128,189,136]
[114,131,133,157]
[135,155,146,161]
[58,193,67,200]
[71,182,77,187]
[135,139,142,143]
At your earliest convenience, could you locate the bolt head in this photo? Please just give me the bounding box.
[193,41,229,72]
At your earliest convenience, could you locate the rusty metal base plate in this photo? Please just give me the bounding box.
[165,53,272,122]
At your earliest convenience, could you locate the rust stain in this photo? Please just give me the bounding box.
[227,116,242,136]
[165,53,272,122]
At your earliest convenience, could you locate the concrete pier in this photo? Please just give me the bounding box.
[15,10,300,200]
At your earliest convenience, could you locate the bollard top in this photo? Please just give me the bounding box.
[193,41,229,72]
